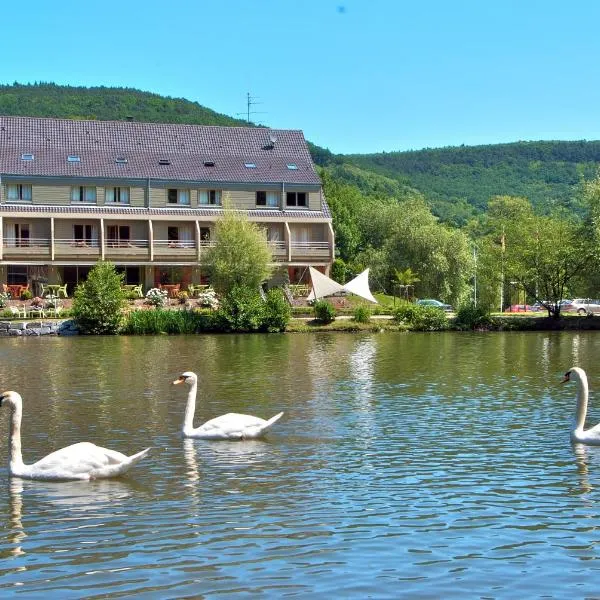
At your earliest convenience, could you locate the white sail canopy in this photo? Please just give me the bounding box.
[344,268,378,303]
[307,266,345,301]
[306,266,378,303]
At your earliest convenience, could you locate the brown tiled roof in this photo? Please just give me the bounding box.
[0,116,321,185]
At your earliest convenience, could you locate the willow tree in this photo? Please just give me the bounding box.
[203,205,273,295]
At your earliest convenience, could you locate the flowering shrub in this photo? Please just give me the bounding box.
[0,292,9,308]
[197,288,219,310]
[145,287,168,308]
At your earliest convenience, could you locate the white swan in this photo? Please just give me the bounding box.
[173,371,284,440]
[563,367,600,445]
[0,390,151,481]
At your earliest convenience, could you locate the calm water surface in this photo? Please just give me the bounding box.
[1,332,600,598]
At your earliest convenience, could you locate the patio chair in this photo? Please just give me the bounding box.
[9,306,27,319]
[56,284,68,298]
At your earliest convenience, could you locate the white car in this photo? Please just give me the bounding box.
[562,298,600,316]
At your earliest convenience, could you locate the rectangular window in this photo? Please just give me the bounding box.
[107,225,130,247]
[73,224,93,244]
[286,191,307,207]
[7,184,32,202]
[71,186,97,203]
[200,227,211,241]
[199,190,221,205]
[256,191,279,207]
[106,187,130,204]
[167,189,190,205]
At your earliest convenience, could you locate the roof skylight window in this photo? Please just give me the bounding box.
[158,159,171,165]
[203,161,215,167]
[67,154,81,162]
[115,156,128,164]
[286,163,298,170]
[21,153,34,161]
[245,162,256,168]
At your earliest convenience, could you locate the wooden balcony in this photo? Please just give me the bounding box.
[153,239,197,259]
[54,238,101,259]
[104,239,150,259]
[290,241,331,260]
[3,238,51,259]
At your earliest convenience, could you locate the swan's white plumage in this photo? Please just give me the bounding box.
[563,367,600,446]
[0,391,150,481]
[173,371,283,440]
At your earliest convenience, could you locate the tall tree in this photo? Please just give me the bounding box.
[204,204,273,295]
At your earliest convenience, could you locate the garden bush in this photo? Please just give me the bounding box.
[393,302,448,331]
[145,287,168,308]
[72,261,126,334]
[455,303,495,330]
[20,289,33,301]
[214,286,265,332]
[353,305,371,323]
[262,288,291,332]
[314,300,336,324]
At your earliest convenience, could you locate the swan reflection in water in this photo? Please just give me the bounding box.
[570,443,600,501]
[7,479,26,558]
[4,475,143,560]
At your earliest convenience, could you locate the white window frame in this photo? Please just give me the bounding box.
[7,184,32,202]
[106,187,130,204]
[199,189,221,206]
[71,185,97,203]
[167,188,191,206]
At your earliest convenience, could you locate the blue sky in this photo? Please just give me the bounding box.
[2,0,600,154]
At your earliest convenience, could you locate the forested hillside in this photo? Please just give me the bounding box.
[336,141,600,222]
[0,82,249,127]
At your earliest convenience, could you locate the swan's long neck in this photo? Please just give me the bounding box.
[182,380,198,435]
[7,400,25,473]
[575,373,589,431]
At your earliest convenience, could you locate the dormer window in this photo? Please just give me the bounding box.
[21,153,34,161]
[67,154,81,162]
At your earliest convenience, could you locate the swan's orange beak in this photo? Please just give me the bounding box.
[173,376,185,385]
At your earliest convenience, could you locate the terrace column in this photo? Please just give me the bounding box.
[0,216,3,260]
[195,220,201,261]
[100,218,105,260]
[284,222,291,261]
[50,217,55,261]
[149,220,154,262]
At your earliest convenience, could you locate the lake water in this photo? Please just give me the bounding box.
[1,331,600,598]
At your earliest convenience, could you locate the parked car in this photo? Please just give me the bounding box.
[504,304,532,313]
[416,298,453,312]
[561,298,600,316]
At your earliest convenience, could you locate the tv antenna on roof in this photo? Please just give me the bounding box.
[236,92,266,125]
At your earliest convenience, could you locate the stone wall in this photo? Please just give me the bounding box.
[0,319,79,336]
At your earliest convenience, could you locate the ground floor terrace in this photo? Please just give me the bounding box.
[0,261,331,299]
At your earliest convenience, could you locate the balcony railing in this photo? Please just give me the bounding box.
[55,238,101,248]
[290,241,331,258]
[3,237,50,248]
[105,239,149,248]
[154,239,196,249]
